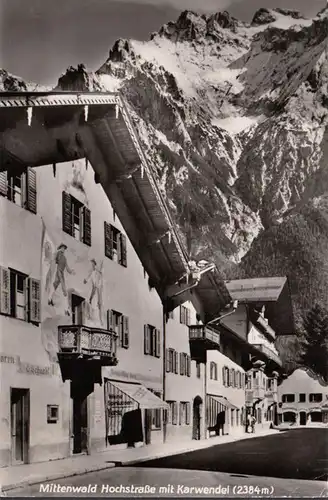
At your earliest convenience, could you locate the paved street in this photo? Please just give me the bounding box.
[7,466,328,497]
[7,429,328,497]
[135,429,328,481]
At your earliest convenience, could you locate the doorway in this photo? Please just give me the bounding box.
[299,411,307,425]
[71,294,85,325]
[72,395,88,454]
[144,410,152,445]
[192,396,202,440]
[11,388,30,464]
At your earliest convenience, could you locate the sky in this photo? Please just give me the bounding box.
[1,0,326,86]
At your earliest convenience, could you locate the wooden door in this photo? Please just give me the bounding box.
[11,388,30,464]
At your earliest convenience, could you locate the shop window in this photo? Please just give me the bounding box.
[104,222,127,267]
[149,390,162,430]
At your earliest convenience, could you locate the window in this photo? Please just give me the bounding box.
[62,192,91,246]
[71,294,85,325]
[282,394,295,403]
[47,405,59,424]
[0,267,40,323]
[180,353,191,377]
[104,222,127,267]
[210,362,218,381]
[0,168,37,213]
[179,402,191,425]
[108,310,129,349]
[167,401,178,425]
[180,305,191,326]
[222,366,229,387]
[149,390,162,430]
[166,348,178,373]
[267,378,275,391]
[231,369,236,387]
[299,393,306,403]
[246,374,252,390]
[236,409,240,426]
[231,409,234,426]
[309,393,322,403]
[196,361,201,379]
[144,325,160,357]
[168,311,174,319]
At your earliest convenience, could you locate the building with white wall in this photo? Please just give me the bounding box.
[277,368,328,426]
[0,92,233,466]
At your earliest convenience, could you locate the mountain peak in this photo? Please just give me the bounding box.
[56,64,101,92]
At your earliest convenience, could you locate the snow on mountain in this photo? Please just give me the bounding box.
[1,6,328,325]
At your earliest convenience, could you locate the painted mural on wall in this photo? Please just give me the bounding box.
[40,161,106,362]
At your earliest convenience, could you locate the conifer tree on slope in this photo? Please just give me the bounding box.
[300,304,328,383]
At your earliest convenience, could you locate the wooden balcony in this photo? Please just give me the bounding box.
[188,325,220,362]
[252,343,282,368]
[58,325,118,366]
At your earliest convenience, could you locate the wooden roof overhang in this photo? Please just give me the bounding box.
[225,277,295,335]
[0,91,193,301]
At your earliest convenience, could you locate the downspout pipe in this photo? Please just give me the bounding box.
[171,263,216,298]
[206,300,239,326]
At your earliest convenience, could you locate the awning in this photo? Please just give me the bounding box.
[208,395,238,410]
[107,380,168,410]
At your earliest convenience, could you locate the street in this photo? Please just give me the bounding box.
[7,429,328,497]
[136,428,328,481]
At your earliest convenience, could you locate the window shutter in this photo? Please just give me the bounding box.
[180,353,184,375]
[83,206,91,246]
[179,402,183,425]
[155,328,161,358]
[120,234,127,267]
[107,309,114,330]
[144,325,150,355]
[28,278,41,323]
[104,222,113,259]
[166,349,171,372]
[26,167,37,214]
[122,316,129,349]
[0,266,11,315]
[187,356,191,377]
[0,171,8,197]
[174,350,178,374]
[62,191,72,235]
[173,402,177,425]
[186,402,191,425]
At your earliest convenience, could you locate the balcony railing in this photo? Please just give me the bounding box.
[252,343,282,367]
[58,325,118,363]
[189,325,220,347]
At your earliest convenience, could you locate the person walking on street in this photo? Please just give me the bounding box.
[251,414,256,433]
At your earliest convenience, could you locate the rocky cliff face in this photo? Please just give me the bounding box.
[2,6,328,371]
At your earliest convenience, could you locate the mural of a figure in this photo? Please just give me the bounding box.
[84,259,104,324]
[47,243,75,314]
